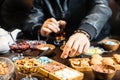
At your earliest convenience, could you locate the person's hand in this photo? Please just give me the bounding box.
[40,18,66,37]
[40,18,60,37]
[61,32,90,59]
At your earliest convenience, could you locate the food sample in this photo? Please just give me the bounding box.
[0,62,8,75]
[90,54,103,65]
[102,58,115,65]
[69,58,92,71]
[42,62,66,72]
[105,41,118,45]
[71,58,90,67]
[90,59,102,65]
[91,54,103,60]
[36,44,55,56]
[9,40,45,52]
[93,64,115,73]
[27,40,42,49]
[37,56,53,65]
[113,54,120,64]
[54,68,83,80]
[37,44,55,50]
[15,57,41,74]
[9,41,30,52]
[85,46,104,55]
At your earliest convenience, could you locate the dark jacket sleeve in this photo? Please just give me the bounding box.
[22,0,45,39]
[1,0,45,39]
[79,0,112,40]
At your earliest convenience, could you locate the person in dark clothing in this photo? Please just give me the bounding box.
[114,0,120,5]
[0,0,33,39]
[1,0,112,58]
[109,0,120,37]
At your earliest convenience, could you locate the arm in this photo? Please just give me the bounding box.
[61,0,112,59]
[22,0,45,39]
[79,0,112,40]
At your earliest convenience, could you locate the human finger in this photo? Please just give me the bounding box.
[69,39,79,57]
[46,22,60,33]
[60,36,75,59]
[46,18,60,30]
[75,41,84,56]
[83,40,90,53]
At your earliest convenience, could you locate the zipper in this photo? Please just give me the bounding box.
[56,0,68,18]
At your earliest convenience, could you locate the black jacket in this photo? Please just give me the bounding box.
[1,0,112,41]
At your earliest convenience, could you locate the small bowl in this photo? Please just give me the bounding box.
[60,44,65,51]
[102,39,120,51]
[14,57,41,74]
[92,64,116,80]
[36,44,55,56]
[0,57,15,80]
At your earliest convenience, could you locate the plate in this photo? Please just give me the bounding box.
[85,46,104,56]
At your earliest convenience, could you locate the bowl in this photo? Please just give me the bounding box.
[85,46,104,55]
[92,64,116,80]
[0,57,15,80]
[36,44,55,56]
[102,39,120,51]
[14,57,41,74]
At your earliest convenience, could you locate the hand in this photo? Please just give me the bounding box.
[61,32,90,59]
[40,18,66,37]
[40,18,60,37]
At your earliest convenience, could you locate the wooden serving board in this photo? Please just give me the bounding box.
[37,57,84,80]
[69,57,120,72]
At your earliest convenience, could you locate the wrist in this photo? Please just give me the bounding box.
[74,29,90,40]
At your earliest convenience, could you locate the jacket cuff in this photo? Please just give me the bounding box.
[79,23,96,40]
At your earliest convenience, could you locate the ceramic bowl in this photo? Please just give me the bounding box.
[0,57,15,80]
[92,64,116,80]
[102,39,120,51]
[36,44,55,56]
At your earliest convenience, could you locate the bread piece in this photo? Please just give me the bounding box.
[69,58,92,71]
[90,59,102,65]
[102,58,114,65]
[80,59,90,67]
[90,55,103,65]
[91,54,103,60]
[71,58,90,67]
[113,54,120,64]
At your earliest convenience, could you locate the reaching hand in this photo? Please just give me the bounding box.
[61,32,90,59]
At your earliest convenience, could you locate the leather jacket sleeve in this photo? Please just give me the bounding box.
[25,0,112,40]
[22,0,45,39]
[79,0,112,40]
[1,0,44,39]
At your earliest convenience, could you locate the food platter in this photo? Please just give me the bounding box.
[69,54,120,72]
[14,56,84,80]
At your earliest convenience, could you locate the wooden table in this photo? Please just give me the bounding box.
[1,44,120,80]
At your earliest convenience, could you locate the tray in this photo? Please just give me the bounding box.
[69,55,120,72]
[37,56,84,80]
